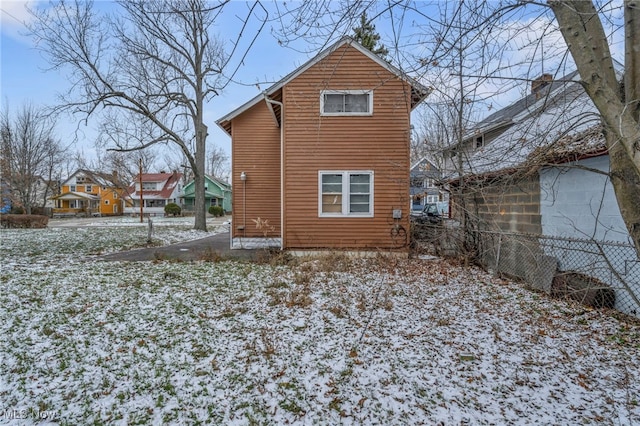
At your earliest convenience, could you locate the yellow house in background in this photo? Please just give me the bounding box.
[50,169,126,217]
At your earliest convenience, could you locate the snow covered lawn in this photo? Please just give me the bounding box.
[1,226,639,425]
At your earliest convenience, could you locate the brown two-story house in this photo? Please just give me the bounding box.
[217,37,430,253]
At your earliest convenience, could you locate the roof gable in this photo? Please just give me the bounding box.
[61,169,92,187]
[183,175,231,193]
[61,169,119,188]
[126,171,183,199]
[411,156,439,173]
[135,172,175,183]
[216,36,431,135]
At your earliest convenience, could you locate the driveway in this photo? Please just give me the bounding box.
[99,231,259,262]
[46,216,260,262]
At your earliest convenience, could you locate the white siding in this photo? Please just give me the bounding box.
[540,156,629,243]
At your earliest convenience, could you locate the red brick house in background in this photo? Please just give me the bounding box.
[123,171,183,216]
[217,37,430,253]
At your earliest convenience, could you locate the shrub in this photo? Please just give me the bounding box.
[164,203,181,217]
[208,205,224,217]
[0,214,48,229]
[31,207,46,216]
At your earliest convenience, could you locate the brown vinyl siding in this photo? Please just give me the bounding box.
[282,44,412,250]
[231,100,282,239]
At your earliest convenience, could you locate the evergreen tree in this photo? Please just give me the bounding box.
[352,13,389,59]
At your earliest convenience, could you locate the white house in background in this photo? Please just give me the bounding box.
[32,175,57,210]
[124,171,183,216]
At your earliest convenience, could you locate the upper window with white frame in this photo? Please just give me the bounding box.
[319,171,373,217]
[141,182,157,191]
[320,90,373,116]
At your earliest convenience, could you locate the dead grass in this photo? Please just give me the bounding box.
[266,284,313,308]
[198,248,226,262]
[316,252,353,273]
[255,248,297,266]
[285,285,313,308]
[260,329,277,358]
[327,304,347,318]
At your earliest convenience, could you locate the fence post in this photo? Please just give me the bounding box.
[147,218,153,244]
[494,233,502,276]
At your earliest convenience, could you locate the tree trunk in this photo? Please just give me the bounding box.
[551,0,640,259]
[550,1,640,176]
[608,134,640,256]
[193,122,207,231]
[626,0,640,122]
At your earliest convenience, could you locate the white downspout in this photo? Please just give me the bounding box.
[264,94,284,250]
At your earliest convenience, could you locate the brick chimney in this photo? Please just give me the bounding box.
[531,73,553,95]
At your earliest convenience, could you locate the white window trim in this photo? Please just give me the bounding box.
[318,170,374,218]
[320,90,373,116]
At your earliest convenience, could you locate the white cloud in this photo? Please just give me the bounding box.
[1,0,35,42]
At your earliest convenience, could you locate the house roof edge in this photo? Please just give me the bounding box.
[216,36,431,136]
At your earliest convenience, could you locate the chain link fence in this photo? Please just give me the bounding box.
[413,223,640,319]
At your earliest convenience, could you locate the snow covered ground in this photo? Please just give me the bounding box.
[1,223,639,425]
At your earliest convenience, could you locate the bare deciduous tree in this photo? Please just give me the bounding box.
[91,127,161,187]
[206,144,229,180]
[27,0,257,230]
[0,103,66,214]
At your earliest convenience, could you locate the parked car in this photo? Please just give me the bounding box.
[410,203,442,224]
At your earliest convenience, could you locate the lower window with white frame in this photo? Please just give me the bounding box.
[319,171,373,217]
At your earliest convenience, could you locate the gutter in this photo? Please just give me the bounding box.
[264,93,284,250]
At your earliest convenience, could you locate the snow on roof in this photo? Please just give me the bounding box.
[465,80,601,176]
[527,124,606,166]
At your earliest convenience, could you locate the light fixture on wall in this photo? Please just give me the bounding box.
[240,171,247,181]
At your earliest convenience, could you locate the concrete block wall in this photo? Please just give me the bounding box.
[450,173,547,289]
[461,173,543,235]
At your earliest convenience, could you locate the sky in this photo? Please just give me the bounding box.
[0,1,626,176]
[1,0,313,172]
